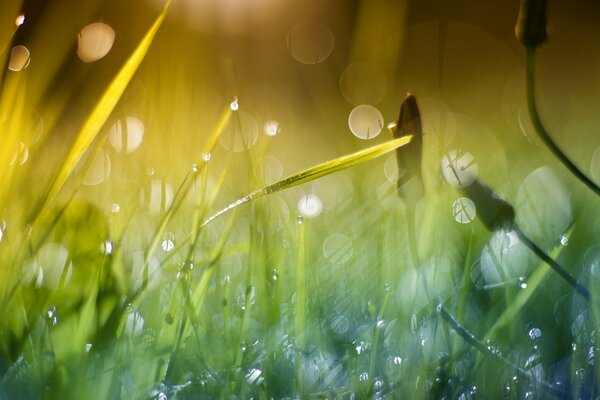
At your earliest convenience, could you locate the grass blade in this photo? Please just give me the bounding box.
[202,135,413,227]
[38,0,171,215]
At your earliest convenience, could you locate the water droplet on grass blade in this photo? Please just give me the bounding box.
[77,22,115,62]
[162,239,174,252]
[245,368,263,385]
[348,105,384,139]
[15,14,25,27]
[263,120,279,136]
[230,97,239,111]
[100,240,113,255]
[528,327,542,340]
[10,142,29,166]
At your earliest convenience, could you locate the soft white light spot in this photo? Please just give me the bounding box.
[452,197,476,224]
[516,166,572,247]
[8,45,30,71]
[297,194,322,219]
[264,120,280,137]
[77,23,115,62]
[323,233,353,264]
[162,239,174,252]
[108,117,144,153]
[230,97,239,111]
[15,15,25,27]
[245,368,263,385]
[83,149,111,186]
[100,240,113,255]
[111,203,120,213]
[441,149,478,188]
[287,20,335,64]
[348,105,384,140]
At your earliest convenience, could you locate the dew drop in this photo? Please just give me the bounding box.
[359,372,369,382]
[560,234,569,246]
[264,120,280,137]
[162,239,174,252]
[111,203,121,213]
[202,152,212,162]
[230,97,239,111]
[296,215,304,224]
[146,167,155,176]
[85,343,92,352]
[245,368,263,385]
[100,240,113,255]
[519,276,528,289]
[15,14,25,27]
[528,327,542,340]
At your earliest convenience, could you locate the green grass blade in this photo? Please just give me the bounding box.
[40,0,171,213]
[202,135,413,227]
[483,244,563,340]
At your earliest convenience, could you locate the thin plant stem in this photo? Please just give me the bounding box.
[514,225,590,301]
[526,48,600,197]
[294,220,306,396]
[436,301,559,396]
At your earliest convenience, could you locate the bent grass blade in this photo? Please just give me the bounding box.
[201,135,414,227]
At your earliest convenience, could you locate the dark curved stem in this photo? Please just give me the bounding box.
[514,226,590,301]
[438,302,562,397]
[526,48,600,197]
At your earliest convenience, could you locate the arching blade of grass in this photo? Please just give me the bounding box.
[201,135,414,227]
[484,243,566,339]
[34,0,171,221]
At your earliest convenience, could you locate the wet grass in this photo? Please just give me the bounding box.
[1,0,600,399]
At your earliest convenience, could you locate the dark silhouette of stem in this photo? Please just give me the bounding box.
[514,226,591,301]
[526,48,600,196]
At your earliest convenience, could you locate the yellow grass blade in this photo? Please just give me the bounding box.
[201,135,413,227]
[41,0,171,213]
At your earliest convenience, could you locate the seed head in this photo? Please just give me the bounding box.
[391,93,424,204]
[461,178,515,231]
[515,0,548,48]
